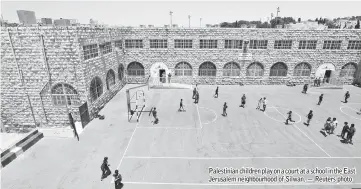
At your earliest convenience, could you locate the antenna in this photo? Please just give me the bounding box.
[188,15,191,28]
[169,11,173,28]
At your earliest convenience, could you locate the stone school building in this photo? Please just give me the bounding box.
[1,26,360,131]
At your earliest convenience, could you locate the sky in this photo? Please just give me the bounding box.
[1,1,361,27]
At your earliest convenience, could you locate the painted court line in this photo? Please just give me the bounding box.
[273,108,302,124]
[340,106,361,121]
[137,126,197,130]
[123,156,361,159]
[111,106,146,184]
[196,104,203,129]
[122,181,361,186]
[264,107,302,124]
[274,108,331,158]
[199,106,217,124]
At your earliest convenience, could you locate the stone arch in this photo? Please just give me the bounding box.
[106,69,116,90]
[90,76,103,102]
[223,62,240,76]
[51,83,80,106]
[270,62,288,77]
[199,61,217,76]
[293,62,312,76]
[340,62,358,78]
[127,62,145,76]
[246,62,264,76]
[149,62,170,78]
[315,63,336,78]
[175,62,192,76]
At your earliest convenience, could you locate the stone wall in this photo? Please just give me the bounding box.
[1,26,360,131]
[120,28,361,85]
[76,27,126,121]
[1,27,87,130]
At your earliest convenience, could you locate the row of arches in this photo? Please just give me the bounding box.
[51,61,357,106]
[127,61,358,77]
[51,64,126,105]
[89,65,125,102]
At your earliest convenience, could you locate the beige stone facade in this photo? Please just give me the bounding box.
[1,26,360,131]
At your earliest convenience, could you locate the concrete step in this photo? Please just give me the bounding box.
[1,129,39,158]
[1,131,43,167]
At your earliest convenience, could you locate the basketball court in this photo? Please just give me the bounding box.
[115,83,361,188]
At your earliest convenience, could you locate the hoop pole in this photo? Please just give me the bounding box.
[126,89,130,122]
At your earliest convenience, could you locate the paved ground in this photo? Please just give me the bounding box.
[1,84,361,189]
[1,133,27,153]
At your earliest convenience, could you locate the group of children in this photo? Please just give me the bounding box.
[323,118,356,144]
[218,85,357,144]
[150,85,357,144]
[100,157,123,189]
[221,92,268,116]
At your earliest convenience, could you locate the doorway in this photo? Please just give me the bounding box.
[159,69,166,83]
[324,70,332,83]
[79,102,90,128]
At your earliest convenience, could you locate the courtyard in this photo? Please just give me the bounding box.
[1,84,361,189]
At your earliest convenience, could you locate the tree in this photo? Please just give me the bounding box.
[318,17,323,24]
[298,18,301,23]
[354,21,358,29]
[325,19,337,28]
[315,18,319,22]
[259,22,271,28]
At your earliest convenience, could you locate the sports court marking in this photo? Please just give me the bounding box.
[112,105,146,184]
[122,181,361,186]
[123,156,360,159]
[264,107,302,124]
[137,126,197,130]
[274,108,331,157]
[340,103,361,121]
[198,106,217,125]
[196,104,203,129]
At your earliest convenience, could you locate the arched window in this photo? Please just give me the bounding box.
[270,62,288,77]
[223,62,240,76]
[175,62,192,76]
[118,64,124,80]
[246,62,264,76]
[106,69,116,89]
[340,63,357,77]
[90,77,103,102]
[127,62,145,76]
[51,83,80,106]
[199,62,216,76]
[294,62,311,76]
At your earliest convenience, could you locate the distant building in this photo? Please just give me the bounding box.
[54,18,71,26]
[249,24,257,28]
[240,24,247,28]
[69,19,79,26]
[336,19,358,29]
[17,10,36,25]
[287,21,327,30]
[41,18,52,25]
